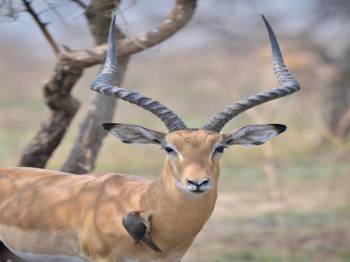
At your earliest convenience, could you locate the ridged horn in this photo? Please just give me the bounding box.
[91,13,187,132]
[202,15,300,132]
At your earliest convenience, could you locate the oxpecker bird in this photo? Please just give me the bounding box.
[122,211,162,253]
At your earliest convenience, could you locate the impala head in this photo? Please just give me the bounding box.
[103,124,286,194]
[92,14,300,195]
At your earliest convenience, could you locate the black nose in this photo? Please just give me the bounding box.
[186,178,210,187]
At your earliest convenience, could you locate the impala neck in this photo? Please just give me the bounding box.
[143,160,218,249]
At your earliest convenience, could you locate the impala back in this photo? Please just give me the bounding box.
[0,167,150,261]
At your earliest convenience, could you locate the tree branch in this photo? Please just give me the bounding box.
[18,0,197,171]
[61,0,197,174]
[60,0,197,66]
[18,61,82,167]
[70,0,87,9]
[61,56,129,173]
[22,0,60,55]
[18,0,117,168]
[43,0,66,24]
[62,0,125,174]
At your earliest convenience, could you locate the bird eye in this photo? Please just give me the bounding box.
[164,146,175,154]
[214,146,225,154]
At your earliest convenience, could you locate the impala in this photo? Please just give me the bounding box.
[0,15,300,262]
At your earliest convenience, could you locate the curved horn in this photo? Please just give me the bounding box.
[91,14,187,132]
[203,15,300,132]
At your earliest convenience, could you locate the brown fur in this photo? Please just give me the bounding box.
[0,130,222,261]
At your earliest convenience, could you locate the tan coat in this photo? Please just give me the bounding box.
[0,130,221,262]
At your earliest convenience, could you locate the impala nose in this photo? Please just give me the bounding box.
[186,178,210,193]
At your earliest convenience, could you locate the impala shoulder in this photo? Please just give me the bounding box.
[93,173,152,183]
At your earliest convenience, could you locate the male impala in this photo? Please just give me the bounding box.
[0,15,299,262]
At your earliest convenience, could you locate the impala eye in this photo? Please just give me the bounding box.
[214,146,226,154]
[164,146,175,154]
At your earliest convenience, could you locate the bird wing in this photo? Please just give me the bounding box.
[142,235,162,253]
[122,215,147,241]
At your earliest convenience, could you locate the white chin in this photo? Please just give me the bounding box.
[175,181,209,195]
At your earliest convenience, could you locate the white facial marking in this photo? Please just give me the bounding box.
[176,180,211,195]
[209,143,225,160]
[163,142,184,160]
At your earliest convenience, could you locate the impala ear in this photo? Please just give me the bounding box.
[103,123,166,145]
[223,124,286,146]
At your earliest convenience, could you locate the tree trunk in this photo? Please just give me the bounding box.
[61,0,129,174]
[61,57,129,174]
[18,62,81,167]
[7,0,197,259]
[328,47,350,139]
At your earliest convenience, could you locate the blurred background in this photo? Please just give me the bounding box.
[0,0,350,261]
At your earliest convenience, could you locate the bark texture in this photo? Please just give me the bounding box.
[60,0,197,66]
[328,47,350,138]
[62,0,128,174]
[18,62,81,167]
[61,0,197,173]
[18,0,197,170]
[7,0,198,259]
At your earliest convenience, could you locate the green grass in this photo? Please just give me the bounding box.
[0,129,34,166]
[0,98,44,111]
[337,249,350,261]
[261,209,350,229]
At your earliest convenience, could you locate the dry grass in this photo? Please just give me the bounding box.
[184,171,350,261]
